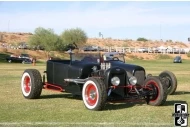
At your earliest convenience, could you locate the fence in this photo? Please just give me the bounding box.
[101,47,190,54]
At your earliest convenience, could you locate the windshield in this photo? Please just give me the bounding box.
[175,56,181,60]
[21,54,29,57]
[71,52,125,63]
[71,53,100,63]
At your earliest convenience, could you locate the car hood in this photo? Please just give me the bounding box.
[109,61,145,75]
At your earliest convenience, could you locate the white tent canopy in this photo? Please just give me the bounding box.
[158,46,167,50]
[167,46,172,49]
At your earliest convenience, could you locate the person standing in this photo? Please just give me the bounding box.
[32,57,36,66]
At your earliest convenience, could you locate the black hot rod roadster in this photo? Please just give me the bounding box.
[21,51,177,111]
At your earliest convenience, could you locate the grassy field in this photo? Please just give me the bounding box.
[0,59,190,127]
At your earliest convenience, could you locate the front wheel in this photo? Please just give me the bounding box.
[144,76,167,106]
[82,78,107,111]
[21,69,43,99]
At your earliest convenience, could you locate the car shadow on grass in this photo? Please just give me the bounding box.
[40,93,146,110]
[104,102,145,111]
[172,91,190,95]
[40,93,82,100]
[163,100,188,106]
[39,93,187,110]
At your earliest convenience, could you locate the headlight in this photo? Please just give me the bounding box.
[111,76,120,86]
[129,76,137,85]
[92,66,97,72]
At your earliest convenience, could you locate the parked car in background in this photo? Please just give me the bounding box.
[138,48,148,53]
[93,46,104,51]
[29,45,45,50]
[18,42,29,49]
[19,54,30,59]
[83,46,96,51]
[83,46,104,51]
[173,56,182,63]
[6,56,32,64]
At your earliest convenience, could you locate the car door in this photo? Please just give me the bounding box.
[12,57,19,62]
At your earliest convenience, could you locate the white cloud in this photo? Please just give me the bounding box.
[0,3,190,33]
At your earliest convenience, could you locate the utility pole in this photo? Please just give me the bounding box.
[99,32,103,39]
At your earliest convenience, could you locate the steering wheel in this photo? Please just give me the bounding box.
[112,57,119,61]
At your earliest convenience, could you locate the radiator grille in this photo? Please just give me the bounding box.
[134,70,145,86]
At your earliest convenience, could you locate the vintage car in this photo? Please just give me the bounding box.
[6,55,32,64]
[21,51,177,111]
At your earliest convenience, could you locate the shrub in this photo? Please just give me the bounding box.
[137,37,148,42]
[156,54,173,59]
[28,27,63,52]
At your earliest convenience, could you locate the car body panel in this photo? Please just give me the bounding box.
[46,59,100,94]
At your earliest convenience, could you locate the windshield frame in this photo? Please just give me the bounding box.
[69,52,125,64]
[71,52,101,64]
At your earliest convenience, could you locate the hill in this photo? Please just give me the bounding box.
[0,32,32,45]
[0,32,190,61]
[0,32,189,48]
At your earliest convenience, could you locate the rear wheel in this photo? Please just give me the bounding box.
[144,76,167,106]
[82,77,107,111]
[159,71,177,95]
[21,69,43,99]
[8,60,12,63]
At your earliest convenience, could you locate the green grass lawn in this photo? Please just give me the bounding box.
[0,59,190,127]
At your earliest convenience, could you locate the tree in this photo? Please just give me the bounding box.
[60,28,88,47]
[28,27,64,58]
[137,37,148,42]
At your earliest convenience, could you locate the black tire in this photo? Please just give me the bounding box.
[159,70,177,95]
[82,77,107,111]
[21,69,43,99]
[144,76,167,106]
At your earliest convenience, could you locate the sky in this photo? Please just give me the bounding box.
[0,1,190,43]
